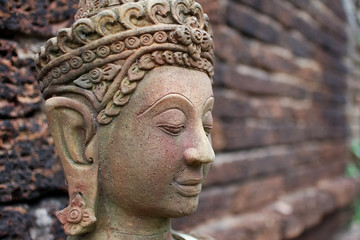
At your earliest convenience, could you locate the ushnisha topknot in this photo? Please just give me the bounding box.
[36,0,214,125]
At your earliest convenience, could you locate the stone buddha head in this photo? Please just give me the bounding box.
[36,0,215,239]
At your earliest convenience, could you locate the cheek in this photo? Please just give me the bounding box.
[143,129,184,169]
[147,134,189,179]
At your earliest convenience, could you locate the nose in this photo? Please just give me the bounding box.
[184,132,215,166]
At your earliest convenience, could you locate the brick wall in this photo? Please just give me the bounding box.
[173,0,360,239]
[0,0,359,239]
[0,1,77,239]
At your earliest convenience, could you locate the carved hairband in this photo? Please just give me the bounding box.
[36,0,215,125]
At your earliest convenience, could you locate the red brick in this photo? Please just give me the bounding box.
[0,197,67,240]
[318,178,359,208]
[214,90,300,122]
[190,178,358,239]
[210,116,227,152]
[236,0,294,29]
[279,31,314,58]
[213,25,252,65]
[292,14,345,58]
[206,141,348,187]
[219,64,307,99]
[196,0,227,24]
[0,0,78,37]
[290,0,347,43]
[173,186,234,230]
[271,188,336,239]
[0,40,42,118]
[284,161,347,191]
[215,112,347,150]
[213,89,252,119]
[231,176,284,213]
[227,2,279,44]
[319,0,347,22]
[322,70,348,90]
[294,59,322,82]
[293,208,354,240]
[175,176,284,230]
[250,45,300,74]
[312,91,346,105]
[315,45,348,74]
[205,148,292,186]
[219,122,308,150]
[0,116,66,202]
[193,211,281,240]
[0,205,33,239]
[0,0,354,238]
[293,106,346,127]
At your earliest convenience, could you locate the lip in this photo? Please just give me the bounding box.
[173,179,202,197]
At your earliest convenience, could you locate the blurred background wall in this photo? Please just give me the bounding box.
[1,0,360,239]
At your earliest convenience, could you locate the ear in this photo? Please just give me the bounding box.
[45,97,98,235]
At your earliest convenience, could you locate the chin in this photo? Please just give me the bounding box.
[165,196,199,218]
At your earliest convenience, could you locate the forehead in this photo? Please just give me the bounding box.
[129,66,213,112]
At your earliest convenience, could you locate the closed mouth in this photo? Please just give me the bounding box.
[173,179,202,197]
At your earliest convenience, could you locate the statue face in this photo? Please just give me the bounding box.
[98,66,215,219]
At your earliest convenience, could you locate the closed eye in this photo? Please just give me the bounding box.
[157,124,185,136]
[203,125,213,137]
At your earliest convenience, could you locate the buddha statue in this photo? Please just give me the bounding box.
[35,0,215,239]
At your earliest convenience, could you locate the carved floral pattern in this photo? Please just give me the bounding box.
[36,0,214,125]
[96,49,213,124]
[56,194,97,235]
[36,0,212,68]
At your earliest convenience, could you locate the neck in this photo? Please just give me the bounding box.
[68,229,173,240]
[68,198,173,240]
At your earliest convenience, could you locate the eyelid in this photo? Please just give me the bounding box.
[203,109,213,137]
[203,111,213,124]
[203,124,213,136]
[157,123,185,136]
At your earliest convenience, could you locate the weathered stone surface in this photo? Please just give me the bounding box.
[279,31,314,58]
[174,176,283,231]
[0,197,67,240]
[318,178,359,208]
[0,0,356,238]
[227,2,280,44]
[291,10,346,58]
[0,0,78,37]
[213,25,252,65]
[0,115,66,202]
[197,0,226,24]
[188,177,359,239]
[284,162,347,192]
[0,40,41,118]
[0,38,66,203]
[273,189,336,239]
[319,0,347,22]
[0,205,33,240]
[206,142,348,187]
[193,211,282,240]
[218,64,307,99]
[315,47,348,74]
[290,0,347,42]
[237,0,294,29]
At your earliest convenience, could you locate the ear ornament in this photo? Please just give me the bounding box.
[56,193,97,235]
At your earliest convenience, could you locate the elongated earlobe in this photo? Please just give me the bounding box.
[45,97,98,235]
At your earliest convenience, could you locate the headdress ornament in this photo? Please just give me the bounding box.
[36,0,215,124]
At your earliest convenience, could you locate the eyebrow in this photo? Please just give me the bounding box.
[137,93,195,117]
